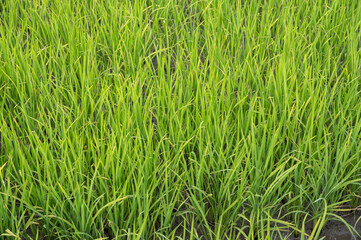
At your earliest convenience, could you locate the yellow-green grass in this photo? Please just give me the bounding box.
[1,0,361,239]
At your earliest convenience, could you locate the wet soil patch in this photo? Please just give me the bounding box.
[321,212,361,240]
[275,210,361,240]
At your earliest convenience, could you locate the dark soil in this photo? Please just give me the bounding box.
[275,210,361,240]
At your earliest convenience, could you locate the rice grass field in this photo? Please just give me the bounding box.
[1,0,361,239]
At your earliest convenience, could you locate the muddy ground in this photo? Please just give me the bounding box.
[275,210,361,240]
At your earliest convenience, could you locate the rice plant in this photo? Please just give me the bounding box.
[1,0,361,239]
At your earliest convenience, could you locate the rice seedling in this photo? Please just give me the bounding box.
[0,0,361,239]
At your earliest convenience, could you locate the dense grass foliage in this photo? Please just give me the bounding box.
[1,0,361,239]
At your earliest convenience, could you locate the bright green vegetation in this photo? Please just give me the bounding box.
[1,0,361,239]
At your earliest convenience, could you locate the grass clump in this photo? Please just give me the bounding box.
[1,0,361,239]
